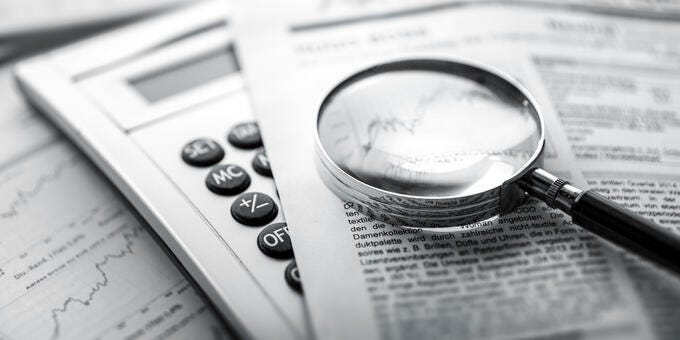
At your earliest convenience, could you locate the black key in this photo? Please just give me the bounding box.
[231,192,278,226]
[257,222,293,259]
[285,260,302,293]
[252,150,272,177]
[228,122,262,149]
[181,138,224,167]
[205,164,250,195]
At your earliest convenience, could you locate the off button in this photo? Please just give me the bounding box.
[257,222,293,259]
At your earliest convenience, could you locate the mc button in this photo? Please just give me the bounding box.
[205,164,250,195]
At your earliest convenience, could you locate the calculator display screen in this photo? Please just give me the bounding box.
[128,46,239,103]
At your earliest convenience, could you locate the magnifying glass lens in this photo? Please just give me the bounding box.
[318,69,542,197]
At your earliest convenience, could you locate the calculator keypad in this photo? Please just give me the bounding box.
[183,122,300,293]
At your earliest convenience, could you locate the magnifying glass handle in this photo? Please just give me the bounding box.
[522,169,680,275]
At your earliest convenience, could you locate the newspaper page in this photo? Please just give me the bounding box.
[0,66,231,339]
[234,1,680,339]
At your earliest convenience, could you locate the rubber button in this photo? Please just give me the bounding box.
[205,164,250,195]
[230,192,278,226]
[257,222,293,259]
[181,139,224,167]
[227,122,262,149]
[252,150,272,177]
[285,260,302,293]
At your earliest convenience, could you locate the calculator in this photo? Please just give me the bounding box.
[14,2,308,340]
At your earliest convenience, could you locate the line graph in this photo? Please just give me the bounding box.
[360,82,500,155]
[90,278,187,339]
[363,113,421,155]
[0,152,82,220]
[0,195,223,340]
[49,223,143,340]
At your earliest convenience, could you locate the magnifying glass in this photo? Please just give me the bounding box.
[315,59,680,275]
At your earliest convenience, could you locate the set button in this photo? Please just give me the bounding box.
[205,164,250,195]
[181,138,224,167]
[231,192,278,226]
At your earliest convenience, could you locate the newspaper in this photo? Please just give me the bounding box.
[234,1,680,339]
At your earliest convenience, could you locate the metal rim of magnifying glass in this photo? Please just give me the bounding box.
[316,149,504,228]
[315,157,502,228]
[314,58,546,230]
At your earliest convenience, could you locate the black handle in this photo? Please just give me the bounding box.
[571,190,680,274]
